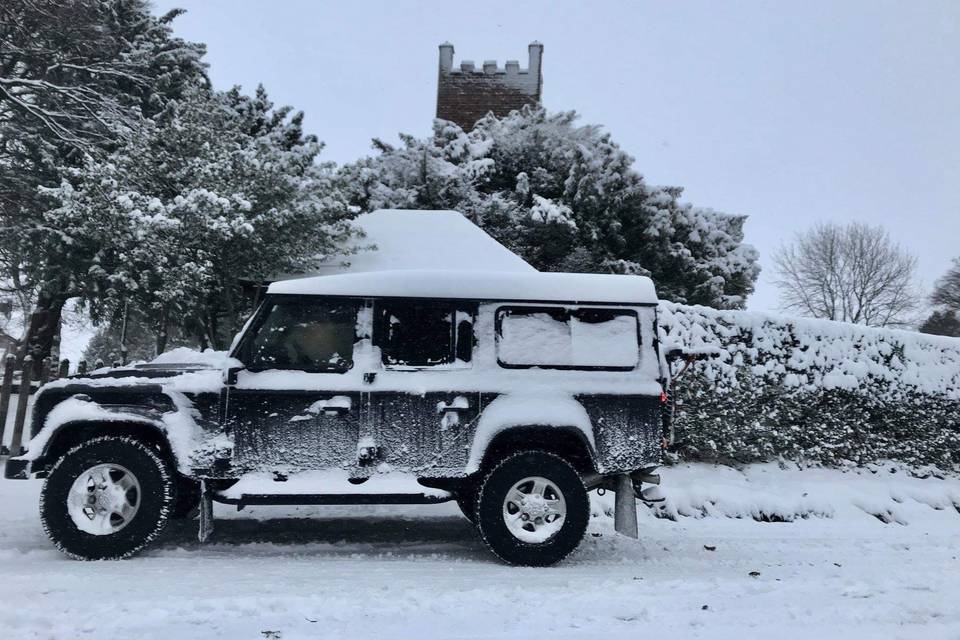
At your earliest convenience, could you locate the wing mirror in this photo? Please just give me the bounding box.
[664,347,721,363]
[225,366,245,385]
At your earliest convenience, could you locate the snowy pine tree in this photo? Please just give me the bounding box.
[919,309,960,337]
[0,0,206,362]
[338,108,760,308]
[43,86,356,353]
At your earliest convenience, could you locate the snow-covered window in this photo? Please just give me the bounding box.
[242,299,358,372]
[496,306,639,370]
[374,301,474,367]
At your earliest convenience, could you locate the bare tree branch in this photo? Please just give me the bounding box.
[773,222,921,327]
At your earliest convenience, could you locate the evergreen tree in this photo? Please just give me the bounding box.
[0,0,206,363]
[919,309,960,337]
[338,108,760,308]
[44,86,356,353]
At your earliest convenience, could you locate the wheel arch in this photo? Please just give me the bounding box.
[473,425,598,476]
[31,420,177,477]
[465,394,598,476]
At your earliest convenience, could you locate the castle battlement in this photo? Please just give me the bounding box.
[436,42,543,131]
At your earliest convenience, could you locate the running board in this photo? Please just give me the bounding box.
[212,492,453,508]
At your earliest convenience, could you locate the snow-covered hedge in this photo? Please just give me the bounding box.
[660,302,960,470]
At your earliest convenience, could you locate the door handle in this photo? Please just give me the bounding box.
[305,396,352,417]
[437,397,471,414]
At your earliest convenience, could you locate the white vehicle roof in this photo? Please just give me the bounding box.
[293,209,536,276]
[268,269,658,305]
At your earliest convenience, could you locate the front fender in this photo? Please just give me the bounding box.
[24,396,168,463]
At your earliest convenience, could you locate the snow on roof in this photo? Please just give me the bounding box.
[268,269,658,305]
[302,209,535,275]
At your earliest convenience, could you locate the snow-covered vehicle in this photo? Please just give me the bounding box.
[6,269,666,565]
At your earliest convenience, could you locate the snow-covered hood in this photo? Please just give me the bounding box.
[83,362,217,380]
[40,363,229,397]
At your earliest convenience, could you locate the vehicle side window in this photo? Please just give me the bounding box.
[496,306,639,370]
[243,299,358,372]
[374,300,474,367]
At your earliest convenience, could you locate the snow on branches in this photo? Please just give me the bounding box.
[339,107,760,309]
[662,302,960,470]
[42,86,357,351]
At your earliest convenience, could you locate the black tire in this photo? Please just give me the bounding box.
[40,436,176,560]
[476,451,588,567]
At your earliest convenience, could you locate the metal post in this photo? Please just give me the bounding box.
[198,480,214,542]
[614,473,639,539]
[0,354,14,455]
[8,356,33,457]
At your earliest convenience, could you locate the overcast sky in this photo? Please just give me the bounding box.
[153,0,959,313]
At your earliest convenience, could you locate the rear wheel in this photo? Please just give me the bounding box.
[475,451,588,566]
[40,436,175,560]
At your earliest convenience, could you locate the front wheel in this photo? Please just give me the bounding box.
[476,451,588,566]
[40,436,176,560]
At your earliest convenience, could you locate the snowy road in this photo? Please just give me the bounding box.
[2,463,959,640]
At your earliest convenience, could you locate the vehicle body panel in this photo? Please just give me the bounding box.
[7,291,665,486]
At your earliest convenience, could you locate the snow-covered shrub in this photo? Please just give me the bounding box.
[661,302,960,470]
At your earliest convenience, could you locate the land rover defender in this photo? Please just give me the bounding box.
[5,269,666,566]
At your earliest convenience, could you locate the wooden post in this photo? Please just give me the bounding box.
[112,360,121,369]
[8,356,33,457]
[0,354,15,455]
[78,360,87,375]
[94,359,104,370]
[58,359,69,379]
[40,356,50,386]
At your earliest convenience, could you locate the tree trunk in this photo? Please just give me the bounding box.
[20,292,66,372]
[155,305,169,356]
[207,310,221,351]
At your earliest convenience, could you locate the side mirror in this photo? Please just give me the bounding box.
[665,347,721,363]
[665,347,686,362]
[225,366,245,385]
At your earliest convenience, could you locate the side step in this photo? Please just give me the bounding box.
[212,492,453,507]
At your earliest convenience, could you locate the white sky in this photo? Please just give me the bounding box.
[153,0,960,313]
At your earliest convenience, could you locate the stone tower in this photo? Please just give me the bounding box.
[435,42,543,131]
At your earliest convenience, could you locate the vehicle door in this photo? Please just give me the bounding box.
[226,296,364,472]
[366,299,480,474]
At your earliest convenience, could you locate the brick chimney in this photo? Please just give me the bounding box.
[436,42,543,131]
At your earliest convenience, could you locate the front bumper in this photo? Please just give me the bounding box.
[3,457,29,479]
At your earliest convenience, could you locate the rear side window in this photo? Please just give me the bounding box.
[374,300,474,367]
[242,299,358,372]
[496,306,639,370]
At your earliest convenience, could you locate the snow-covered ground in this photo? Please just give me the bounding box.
[2,462,959,639]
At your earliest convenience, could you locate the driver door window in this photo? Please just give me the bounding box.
[230,298,362,471]
[244,299,358,371]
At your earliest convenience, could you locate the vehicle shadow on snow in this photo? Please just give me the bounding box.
[154,515,494,560]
